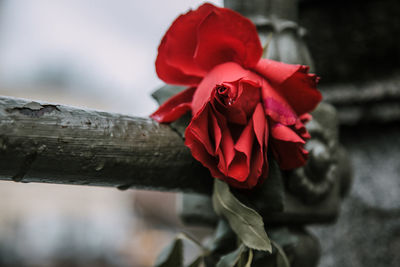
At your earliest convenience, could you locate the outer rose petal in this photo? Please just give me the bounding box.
[261,80,298,125]
[252,103,266,151]
[254,59,300,85]
[254,59,322,115]
[150,87,196,123]
[248,103,268,187]
[270,122,308,170]
[186,103,215,155]
[212,107,236,170]
[155,3,216,85]
[194,7,262,70]
[156,51,202,86]
[185,103,235,180]
[228,119,254,181]
[224,104,267,189]
[295,115,311,140]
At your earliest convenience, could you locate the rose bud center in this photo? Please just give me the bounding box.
[215,84,236,106]
[211,80,261,127]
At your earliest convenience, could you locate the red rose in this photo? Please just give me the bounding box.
[151,3,321,189]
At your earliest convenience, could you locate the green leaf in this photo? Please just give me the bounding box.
[212,179,272,252]
[272,240,290,267]
[154,237,183,267]
[152,84,186,105]
[187,256,203,267]
[216,244,246,267]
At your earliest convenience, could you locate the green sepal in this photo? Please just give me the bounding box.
[212,179,272,252]
[152,84,186,105]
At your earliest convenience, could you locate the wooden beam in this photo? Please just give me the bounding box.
[0,96,212,193]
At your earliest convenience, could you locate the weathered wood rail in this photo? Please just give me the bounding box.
[0,96,212,193]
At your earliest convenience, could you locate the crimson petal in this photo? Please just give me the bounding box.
[192,62,262,115]
[228,119,255,181]
[261,80,297,125]
[194,7,262,71]
[155,4,216,85]
[254,59,322,115]
[270,122,308,170]
[150,87,196,123]
[184,103,215,156]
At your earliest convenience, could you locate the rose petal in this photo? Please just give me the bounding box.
[264,116,270,161]
[270,123,308,170]
[192,62,262,115]
[227,152,248,182]
[223,143,266,189]
[184,103,214,155]
[244,142,265,189]
[150,87,196,123]
[294,116,311,140]
[271,122,305,144]
[212,81,247,125]
[185,103,236,176]
[210,110,222,154]
[280,67,322,115]
[228,119,255,181]
[213,79,261,125]
[184,136,223,179]
[252,103,265,146]
[261,80,298,125]
[213,107,236,172]
[254,59,301,85]
[300,113,312,124]
[194,7,262,71]
[156,38,203,86]
[254,59,322,115]
[185,104,228,180]
[244,104,268,188]
[155,3,216,85]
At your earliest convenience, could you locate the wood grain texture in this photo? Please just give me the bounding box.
[0,96,212,193]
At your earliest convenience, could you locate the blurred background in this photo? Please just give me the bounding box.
[0,0,221,266]
[1,0,400,266]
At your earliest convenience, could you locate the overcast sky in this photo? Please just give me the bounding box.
[0,0,222,116]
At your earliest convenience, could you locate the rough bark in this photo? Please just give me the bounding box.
[0,96,212,193]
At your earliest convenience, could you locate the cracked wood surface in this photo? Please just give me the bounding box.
[0,96,212,193]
